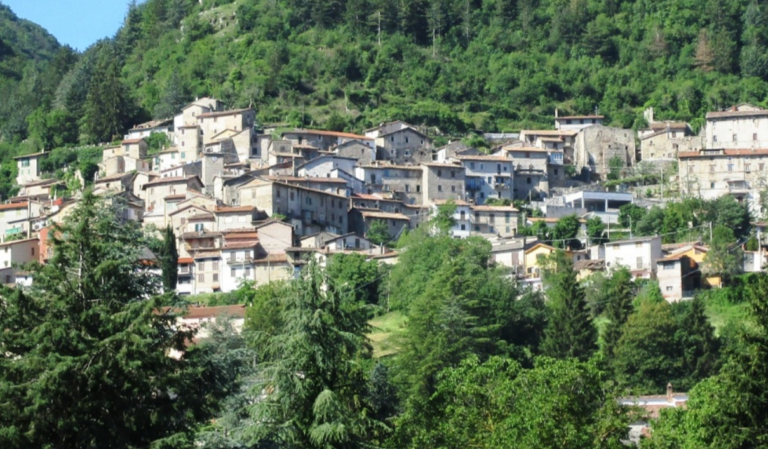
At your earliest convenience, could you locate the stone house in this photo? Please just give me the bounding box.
[174,97,225,130]
[421,162,466,205]
[177,125,202,160]
[296,155,357,178]
[355,164,424,204]
[322,233,380,252]
[365,121,434,165]
[678,148,768,203]
[158,161,202,180]
[193,250,223,293]
[300,231,341,249]
[573,125,636,179]
[638,111,699,162]
[333,140,377,166]
[281,129,374,151]
[220,230,259,292]
[0,238,39,285]
[238,179,349,236]
[455,155,514,205]
[142,175,205,216]
[122,138,149,160]
[519,130,578,163]
[214,206,258,232]
[260,176,350,197]
[470,205,518,237]
[198,108,256,145]
[15,152,47,186]
[93,172,135,195]
[554,113,604,131]
[498,146,550,200]
[704,103,768,150]
[126,118,174,140]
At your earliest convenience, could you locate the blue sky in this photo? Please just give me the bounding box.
[4,0,145,51]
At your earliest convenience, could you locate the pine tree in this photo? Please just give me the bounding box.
[602,267,634,358]
[676,296,720,389]
[0,190,223,448]
[540,250,597,361]
[161,224,179,292]
[248,261,381,448]
[81,44,131,143]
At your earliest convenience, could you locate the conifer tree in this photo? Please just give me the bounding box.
[81,44,131,143]
[540,250,597,361]
[161,224,179,292]
[248,261,381,448]
[0,190,223,448]
[676,296,720,388]
[602,267,634,358]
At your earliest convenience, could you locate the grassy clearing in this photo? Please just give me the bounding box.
[368,311,407,358]
[705,298,751,335]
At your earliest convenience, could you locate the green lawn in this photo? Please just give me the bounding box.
[705,298,751,335]
[368,311,407,358]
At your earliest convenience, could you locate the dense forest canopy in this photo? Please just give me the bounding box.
[2,0,768,149]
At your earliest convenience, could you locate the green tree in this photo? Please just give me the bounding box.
[613,300,680,393]
[399,355,631,449]
[602,267,635,358]
[551,214,581,249]
[161,224,179,292]
[619,203,646,234]
[586,215,607,245]
[367,219,390,245]
[431,199,457,234]
[247,262,381,448]
[540,250,597,361]
[81,45,133,143]
[243,281,290,356]
[674,296,721,390]
[326,252,380,305]
[645,273,768,448]
[702,225,742,284]
[153,72,187,119]
[0,191,224,448]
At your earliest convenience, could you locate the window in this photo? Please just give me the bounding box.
[554,169,559,176]
[475,225,480,231]
[733,134,738,142]
[213,261,219,270]
[355,238,360,248]
[762,163,766,171]
[746,164,752,173]
[526,177,532,184]
[663,263,675,270]
[231,267,236,277]
[490,214,495,223]
[713,135,718,143]
[666,286,673,292]
[405,150,410,157]
[306,197,312,205]
[405,137,409,143]
[438,185,443,192]
[437,170,442,177]
[711,182,715,188]
[31,247,35,256]
[451,185,456,192]
[416,185,421,192]
[198,273,204,283]
[710,165,715,173]
[525,152,531,158]
[451,170,455,178]
[245,267,251,276]
[470,162,475,169]
[728,164,734,172]
[405,185,410,193]
[754,133,758,141]
[213,274,219,282]
[181,152,186,159]
[460,224,466,230]
[290,192,294,200]
[636,257,643,269]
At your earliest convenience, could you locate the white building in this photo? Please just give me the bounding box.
[705,103,768,150]
[432,200,472,238]
[0,238,39,285]
[604,236,662,279]
[296,155,358,178]
[554,113,604,131]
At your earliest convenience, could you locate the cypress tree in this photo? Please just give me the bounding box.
[161,224,179,292]
[540,250,597,361]
[602,267,634,358]
[677,296,720,388]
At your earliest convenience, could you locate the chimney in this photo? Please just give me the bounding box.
[666,383,674,404]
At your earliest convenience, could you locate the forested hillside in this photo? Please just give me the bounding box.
[114,0,768,135]
[1,0,768,148]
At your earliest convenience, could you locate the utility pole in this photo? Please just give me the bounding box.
[709,221,713,241]
[377,12,381,47]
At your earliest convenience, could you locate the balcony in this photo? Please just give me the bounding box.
[493,182,511,190]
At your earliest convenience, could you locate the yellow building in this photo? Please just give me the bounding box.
[665,245,720,288]
[523,243,575,279]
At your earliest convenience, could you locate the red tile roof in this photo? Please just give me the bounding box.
[122,138,145,144]
[0,202,28,211]
[183,304,246,319]
[197,108,253,119]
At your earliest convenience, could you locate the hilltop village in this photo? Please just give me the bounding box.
[3,98,765,302]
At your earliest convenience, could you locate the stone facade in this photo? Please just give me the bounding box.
[421,163,466,205]
[679,148,768,202]
[355,164,424,204]
[456,155,514,205]
[334,140,377,166]
[573,125,636,179]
